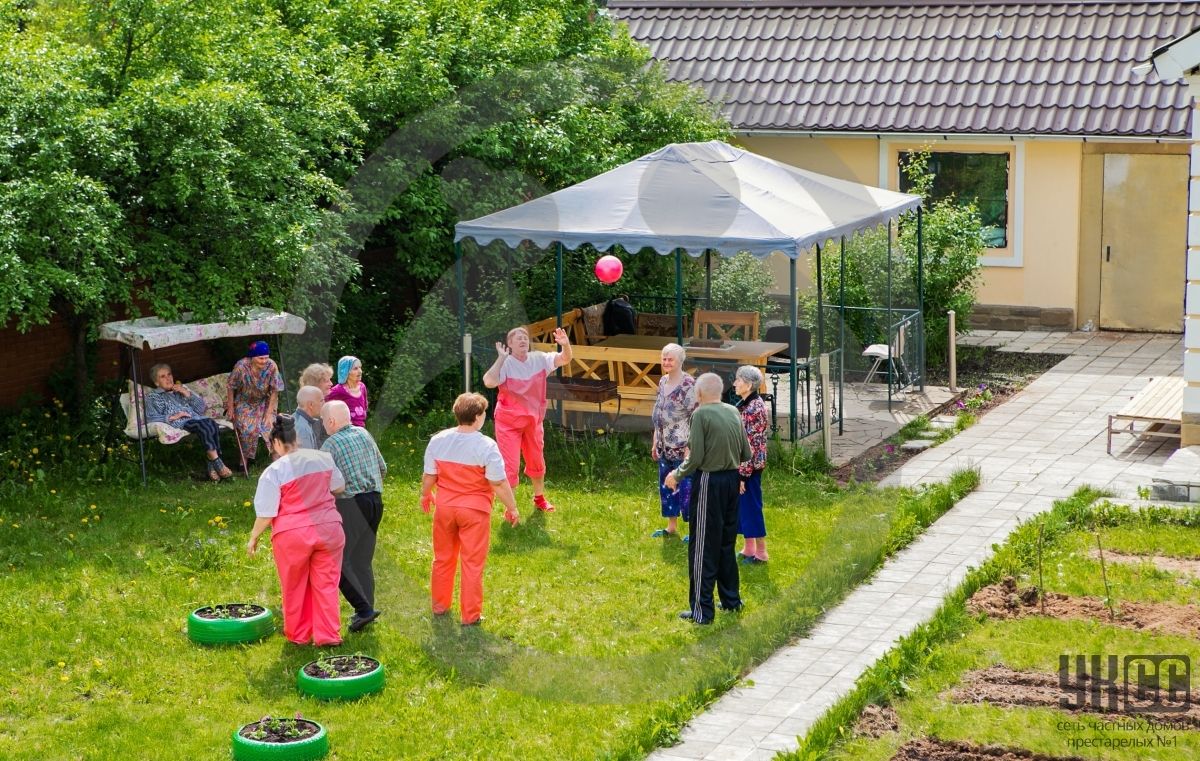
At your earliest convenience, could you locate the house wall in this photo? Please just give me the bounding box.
[734,134,1128,331]
[1184,81,1200,446]
[738,136,879,300]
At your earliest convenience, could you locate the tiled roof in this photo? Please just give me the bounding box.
[608,0,1200,137]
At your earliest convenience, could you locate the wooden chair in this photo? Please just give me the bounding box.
[693,309,760,342]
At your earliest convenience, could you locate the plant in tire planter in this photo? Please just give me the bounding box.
[233,714,327,761]
[187,603,274,645]
[297,654,385,700]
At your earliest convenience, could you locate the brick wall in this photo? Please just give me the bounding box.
[0,315,244,409]
[971,304,1075,332]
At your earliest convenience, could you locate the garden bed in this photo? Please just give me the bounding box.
[790,490,1200,761]
[889,738,1086,761]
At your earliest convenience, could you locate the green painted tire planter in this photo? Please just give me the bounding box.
[297,655,385,700]
[187,604,274,645]
[232,718,327,761]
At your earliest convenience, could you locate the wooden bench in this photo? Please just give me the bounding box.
[1107,376,1184,454]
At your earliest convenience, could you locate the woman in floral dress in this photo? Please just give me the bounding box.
[226,340,285,468]
[650,343,697,539]
[733,365,770,563]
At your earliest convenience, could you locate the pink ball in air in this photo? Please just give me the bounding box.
[594,255,624,285]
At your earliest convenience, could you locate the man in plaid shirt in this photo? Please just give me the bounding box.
[321,400,387,633]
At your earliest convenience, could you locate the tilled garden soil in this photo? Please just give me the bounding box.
[854,703,900,738]
[1089,549,1200,579]
[948,665,1200,727]
[888,737,1085,761]
[967,577,1200,639]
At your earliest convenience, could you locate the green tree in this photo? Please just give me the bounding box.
[0,1,361,412]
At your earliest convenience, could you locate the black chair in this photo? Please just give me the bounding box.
[764,325,811,369]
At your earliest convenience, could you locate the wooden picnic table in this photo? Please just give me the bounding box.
[596,334,789,369]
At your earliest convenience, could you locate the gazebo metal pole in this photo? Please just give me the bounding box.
[675,248,684,344]
[815,242,823,439]
[789,254,798,442]
[917,207,925,391]
[839,235,846,436]
[815,243,823,355]
[129,346,147,486]
[704,250,712,308]
[455,242,466,391]
[555,242,564,328]
[887,219,894,409]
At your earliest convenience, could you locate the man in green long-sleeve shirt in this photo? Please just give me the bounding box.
[665,373,751,624]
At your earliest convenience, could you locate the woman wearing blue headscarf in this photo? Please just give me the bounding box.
[326,355,368,427]
[226,340,285,467]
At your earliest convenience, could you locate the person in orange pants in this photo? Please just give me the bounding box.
[421,393,519,625]
[483,325,572,512]
[248,415,347,646]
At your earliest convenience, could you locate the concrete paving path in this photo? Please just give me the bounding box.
[648,331,1182,761]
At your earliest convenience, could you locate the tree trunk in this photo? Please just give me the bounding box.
[64,311,93,421]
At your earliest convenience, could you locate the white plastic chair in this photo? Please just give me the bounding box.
[862,323,909,387]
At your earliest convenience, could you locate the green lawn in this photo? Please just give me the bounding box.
[821,514,1200,761]
[0,421,976,760]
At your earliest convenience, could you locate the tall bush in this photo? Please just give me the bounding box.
[812,149,983,365]
[708,252,777,336]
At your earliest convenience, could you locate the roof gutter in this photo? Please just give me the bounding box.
[735,129,1191,143]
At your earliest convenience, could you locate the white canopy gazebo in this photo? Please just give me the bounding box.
[454,141,923,439]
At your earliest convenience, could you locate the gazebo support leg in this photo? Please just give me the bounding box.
[130,347,147,487]
[789,255,799,442]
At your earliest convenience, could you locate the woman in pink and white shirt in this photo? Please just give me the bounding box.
[482,325,572,512]
[247,415,347,646]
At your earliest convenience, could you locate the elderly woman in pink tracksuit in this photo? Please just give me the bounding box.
[482,325,572,513]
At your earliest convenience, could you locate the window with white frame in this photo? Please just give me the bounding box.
[899,151,1010,248]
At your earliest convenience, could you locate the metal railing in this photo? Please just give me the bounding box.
[820,304,924,407]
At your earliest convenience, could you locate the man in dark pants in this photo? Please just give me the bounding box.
[665,372,751,625]
[321,400,388,633]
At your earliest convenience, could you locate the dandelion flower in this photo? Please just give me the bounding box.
[59,675,69,682]
[89,504,96,510]
[50,490,56,495]
[81,518,88,524]
[11,523,19,529]
[243,501,251,508]
[31,448,38,455]
[93,659,103,668]
[57,661,65,668]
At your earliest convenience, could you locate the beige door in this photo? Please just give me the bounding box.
[1099,154,1187,332]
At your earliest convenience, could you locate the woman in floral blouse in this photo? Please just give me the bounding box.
[650,343,697,539]
[226,340,285,468]
[733,365,770,563]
